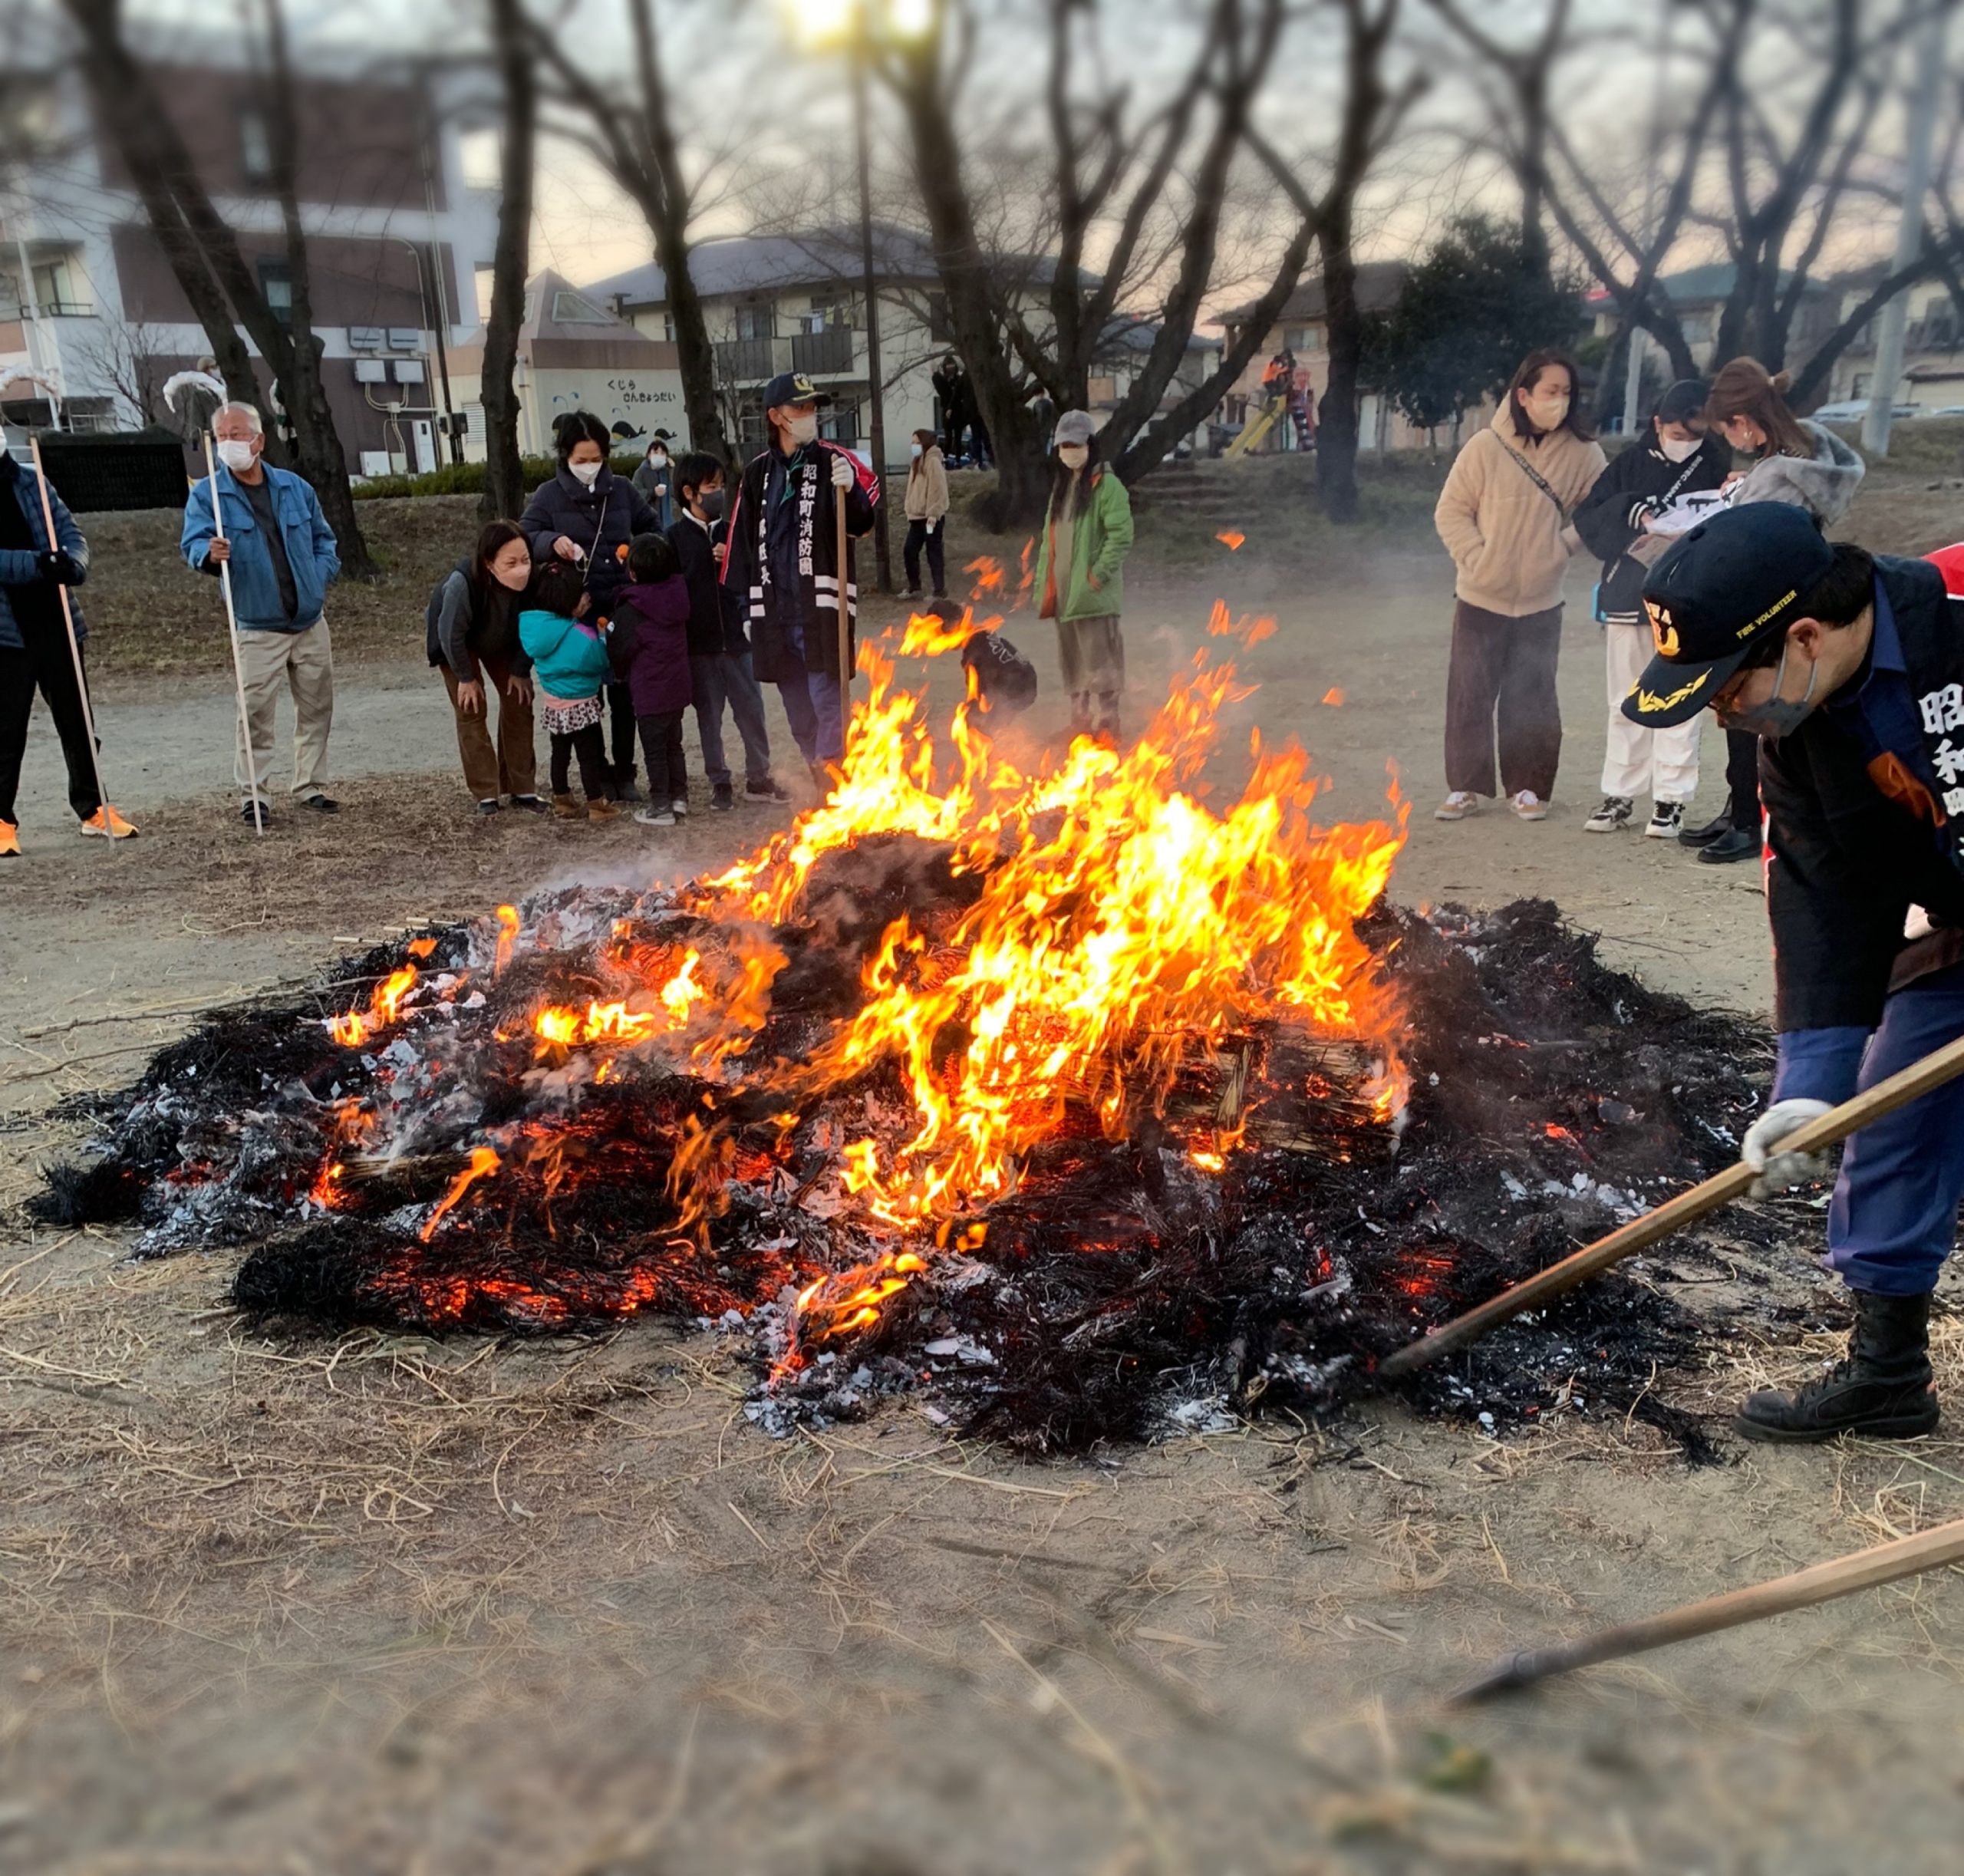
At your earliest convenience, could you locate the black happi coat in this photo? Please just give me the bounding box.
[720,441,878,685]
[1762,554,1964,1031]
[1571,432,1731,626]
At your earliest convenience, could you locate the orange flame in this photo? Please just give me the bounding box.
[1323,687,1345,707]
[493,905,520,977]
[1216,530,1246,550]
[328,964,420,1049]
[420,1146,501,1242]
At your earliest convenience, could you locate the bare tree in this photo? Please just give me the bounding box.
[479,0,536,520]
[881,0,1316,524]
[62,308,171,424]
[60,0,377,575]
[530,0,731,464]
[1252,0,1425,522]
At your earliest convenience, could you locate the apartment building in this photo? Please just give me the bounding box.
[0,22,498,474]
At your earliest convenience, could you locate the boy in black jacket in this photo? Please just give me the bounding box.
[1573,378,1730,839]
[667,454,787,809]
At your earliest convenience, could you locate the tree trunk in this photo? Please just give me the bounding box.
[1318,216,1363,523]
[627,0,727,464]
[480,0,535,521]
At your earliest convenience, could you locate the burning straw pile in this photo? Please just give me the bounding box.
[34,623,1777,1453]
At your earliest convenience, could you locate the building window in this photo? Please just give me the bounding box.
[819,401,860,444]
[31,254,92,318]
[735,302,774,341]
[239,107,275,185]
[259,258,293,328]
[1679,312,1713,345]
[459,126,503,192]
[0,269,22,319]
[806,294,850,332]
[550,289,610,324]
[1285,325,1321,352]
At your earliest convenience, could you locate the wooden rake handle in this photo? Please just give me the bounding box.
[1453,1514,1964,1702]
[1379,1030,1964,1380]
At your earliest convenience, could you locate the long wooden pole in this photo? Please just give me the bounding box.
[1380,1030,1964,1380]
[1453,1514,1964,1703]
[201,435,263,838]
[25,435,114,830]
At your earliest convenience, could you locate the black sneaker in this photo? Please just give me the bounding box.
[300,793,340,813]
[712,783,735,811]
[509,793,548,814]
[1697,826,1760,865]
[240,801,271,829]
[747,776,793,803]
[476,798,502,816]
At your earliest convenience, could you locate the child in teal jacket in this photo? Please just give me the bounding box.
[1032,410,1135,740]
[518,559,619,820]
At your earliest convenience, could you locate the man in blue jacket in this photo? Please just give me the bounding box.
[180,403,341,827]
[1626,503,1964,1442]
[0,449,135,854]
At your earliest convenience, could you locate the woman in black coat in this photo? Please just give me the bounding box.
[519,409,661,799]
[1572,378,1729,841]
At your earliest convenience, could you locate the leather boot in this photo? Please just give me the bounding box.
[551,793,582,820]
[1735,1291,1940,1442]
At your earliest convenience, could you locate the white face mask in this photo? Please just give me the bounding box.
[216,437,258,473]
[649,450,667,467]
[1658,434,1702,463]
[910,443,924,460]
[568,460,602,487]
[1521,384,1570,434]
[1057,443,1089,470]
[780,410,820,448]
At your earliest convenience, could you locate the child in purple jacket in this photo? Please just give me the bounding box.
[608,532,694,827]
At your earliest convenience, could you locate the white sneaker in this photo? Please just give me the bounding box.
[1435,790,1478,822]
[634,807,677,827]
[1645,800,1686,839]
[1510,790,1547,822]
[671,799,689,819]
[1584,796,1633,833]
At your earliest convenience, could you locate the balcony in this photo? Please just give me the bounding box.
[715,336,778,385]
[791,325,856,376]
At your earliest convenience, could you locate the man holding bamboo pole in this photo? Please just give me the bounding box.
[1623,503,1964,1441]
[0,445,135,855]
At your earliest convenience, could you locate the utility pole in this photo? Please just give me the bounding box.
[1620,8,1672,438]
[1863,2,1949,459]
[850,41,892,593]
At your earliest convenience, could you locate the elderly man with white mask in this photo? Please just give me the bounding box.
[180,401,341,828]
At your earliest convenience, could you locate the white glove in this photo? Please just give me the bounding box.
[1742,1098,1834,1198]
[832,453,855,490]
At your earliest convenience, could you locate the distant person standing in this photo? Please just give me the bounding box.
[1033,409,1135,742]
[0,449,133,854]
[1682,358,1868,865]
[180,401,341,829]
[902,428,951,600]
[1573,378,1728,839]
[720,371,880,783]
[1432,349,1606,825]
[521,410,660,800]
[933,354,967,463]
[631,431,677,531]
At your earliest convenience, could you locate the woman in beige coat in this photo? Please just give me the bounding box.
[903,428,951,599]
[1433,349,1606,823]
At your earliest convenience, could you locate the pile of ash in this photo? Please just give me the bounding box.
[32,872,1784,1459]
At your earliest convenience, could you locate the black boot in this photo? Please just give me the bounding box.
[1697,826,1761,865]
[1735,1291,1940,1442]
[1679,796,1732,848]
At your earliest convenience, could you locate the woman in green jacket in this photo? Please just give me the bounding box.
[1033,409,1135,740]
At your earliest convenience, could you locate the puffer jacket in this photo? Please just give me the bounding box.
[608,577,694,717]
[517,607,611,703]
[518,466,660,620]
[1434,407,1607,616]
[1731,419,1865,527]
[0,453,89,649]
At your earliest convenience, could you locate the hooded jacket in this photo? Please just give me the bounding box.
[904,445,951,523]
[1033,463,1134,622]
[1730,419,1865,527]
[1434,407,1607,617]
[518,465,661,621]
[1572,432,1732,627]
[517,607,611,704]
[0,453,88,651]
[607,576,694,717]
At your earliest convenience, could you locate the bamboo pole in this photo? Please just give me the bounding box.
[25,435,116,832]
[201,434,263,837]
[1380,1030,1964,1379]
[1453,1515,1964,1703]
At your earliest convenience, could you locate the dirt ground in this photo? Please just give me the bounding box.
[5,458,1964,1874]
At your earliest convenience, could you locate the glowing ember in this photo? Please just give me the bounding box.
[327,963,421,1048]
[1216,530,1247,550]
[420,1145,501,1242]
[1322,687,1345,707]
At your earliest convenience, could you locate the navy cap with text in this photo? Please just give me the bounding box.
[760,371,829,411]
[1623,503,1837,727]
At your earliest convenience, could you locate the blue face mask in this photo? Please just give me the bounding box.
[1717,641,1820,740]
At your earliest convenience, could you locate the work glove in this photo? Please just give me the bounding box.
[831,453,855,490]
[1741,1098,1834,1198]
[38,550,80,584]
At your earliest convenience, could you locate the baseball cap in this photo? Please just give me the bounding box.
[1054,409,1096,447]
[760,371,829,411]
[1653,378,1709,425]
[1622,503,1836,727]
